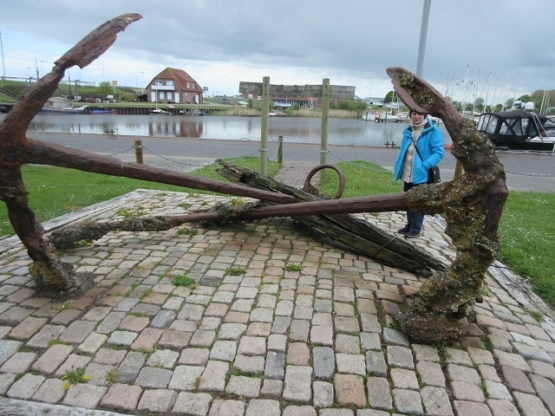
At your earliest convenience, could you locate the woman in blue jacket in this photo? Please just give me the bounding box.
[393,110,444,238]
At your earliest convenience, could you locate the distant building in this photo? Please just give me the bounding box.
[239,82,356,110]
[146,68,203,104]
[364,97,384,107]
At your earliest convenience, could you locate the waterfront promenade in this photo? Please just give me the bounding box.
[0,141,554,415]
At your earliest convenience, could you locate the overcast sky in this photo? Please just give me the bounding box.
[1,0,554,105]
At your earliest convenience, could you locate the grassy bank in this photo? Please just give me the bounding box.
[212,107,361,118]
[1,159,552,310]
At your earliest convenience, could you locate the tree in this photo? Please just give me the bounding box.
[474,97,484,107]
[384,90,396,103]
[99,81,111,98]
[247,98,254,109]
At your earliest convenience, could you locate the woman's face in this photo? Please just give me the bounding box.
[411,112,425,123]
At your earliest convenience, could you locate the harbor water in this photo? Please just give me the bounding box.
[2,114,451,147]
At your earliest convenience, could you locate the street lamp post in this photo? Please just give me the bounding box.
[141,72,144,94]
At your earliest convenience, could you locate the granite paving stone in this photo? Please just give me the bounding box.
[25,325,64,348]
[265,351,285,379]
[366,350,388,377]
[61,384,107,409]
[8,317,47,341]
[6,373,45,399]
[451,381,486,402]
[313,380,334,408]
[387,345,415,370]
[225,375,261,397]
[245,399,281,416]
[529,374,555,414]
[31,378,65,404]
[55,353,92,376]
[107,330,138,346]
[334,374,366,407]
[1,189,555,415]
[313,346,335,379]
[416,360,446,387]
[135,366,173,388]
[336,353,366,376]
[100,383,143,412]
[420,386,454,416]
[513,392,551,416]
[208,399,245,416]
[117,351,146,383]
[169,365,205,390]
[172,392,212,416]
[260,379,283,398]
[393,388,424,415]
[147,349,179,368]
[84,362,115,386]
[238,336,266,355]
[0,351,37,374]
[366,377,392,410]
[218,323,247,340]
[77,332,108,354]
[31,344,73,374]
[199,360,229,391]
[138,389,177,412]
[283,365,313,403]
[233,354,265,374]
[487,399,520,416]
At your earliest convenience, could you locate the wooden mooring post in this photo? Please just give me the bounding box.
[260,76,270,176]
[320,78,330,186]
[277,136,283,164]
[134,139,143,164]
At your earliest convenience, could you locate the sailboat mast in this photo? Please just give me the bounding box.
[0,30,6,80]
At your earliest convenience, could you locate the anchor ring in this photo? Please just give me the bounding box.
[302,164,346,199]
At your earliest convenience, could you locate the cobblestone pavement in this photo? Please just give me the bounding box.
[1,168,555,415]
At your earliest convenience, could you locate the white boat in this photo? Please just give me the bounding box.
[39,105,88,114]
[150,108,170,115]
[374,112,405,123]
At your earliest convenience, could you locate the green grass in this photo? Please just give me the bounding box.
[496,192,555,306]
[0,157,279,236]
[172,274,196,287]
[318,160,399,197]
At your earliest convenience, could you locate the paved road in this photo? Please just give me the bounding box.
[27,132,555,193]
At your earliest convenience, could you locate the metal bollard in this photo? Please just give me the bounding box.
[134,140,143,164]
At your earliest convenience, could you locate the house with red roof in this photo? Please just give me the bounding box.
[146,67,204,104]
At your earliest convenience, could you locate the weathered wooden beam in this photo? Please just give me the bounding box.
[239,82,355,99]
[215,161,444,275]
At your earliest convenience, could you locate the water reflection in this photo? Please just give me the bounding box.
[7,114,450,147]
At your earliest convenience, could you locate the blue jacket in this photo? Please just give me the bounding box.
[394,119,444,185]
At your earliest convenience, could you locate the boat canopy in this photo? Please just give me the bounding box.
[477,110,555,143]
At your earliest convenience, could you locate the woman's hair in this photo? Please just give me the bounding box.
[409,109,428,117]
